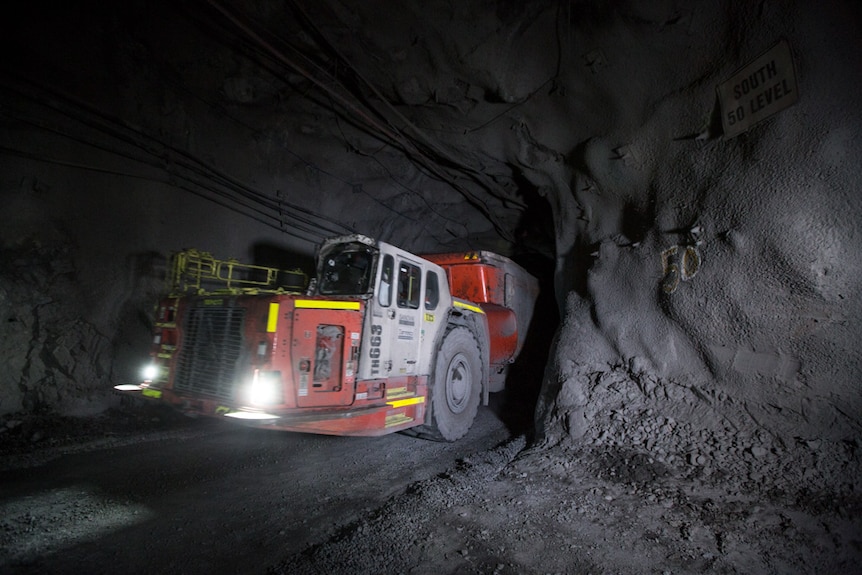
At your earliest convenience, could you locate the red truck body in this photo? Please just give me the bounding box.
[121,236,538,441]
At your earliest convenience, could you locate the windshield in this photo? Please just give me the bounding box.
[317,243,376,296]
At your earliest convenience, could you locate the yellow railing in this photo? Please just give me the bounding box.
[168,249,308,295]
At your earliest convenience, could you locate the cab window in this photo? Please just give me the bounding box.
[318,243,374,296]
[378,254,394,307]
[397,262,421,309]
[425,270,439,310]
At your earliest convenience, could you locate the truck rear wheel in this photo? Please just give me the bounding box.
[415,326,482,442]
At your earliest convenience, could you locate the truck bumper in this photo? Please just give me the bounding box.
[113,383,426,437]
[225,401,424,436]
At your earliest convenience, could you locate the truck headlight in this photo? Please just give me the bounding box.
[249,370,283,406]
[142,363,159,382]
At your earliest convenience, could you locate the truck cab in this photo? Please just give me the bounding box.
[315,235,452,385]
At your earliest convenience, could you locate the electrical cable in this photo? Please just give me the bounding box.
[0,141,324,244]
[284,0,529,211]
[119,5,452,238]
[0,77,347,239]
[204,0,518,243]
[327,92,470,232]
[0,74,349,242]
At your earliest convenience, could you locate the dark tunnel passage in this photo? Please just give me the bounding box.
[1,1,861,573]
[496,176,559,440]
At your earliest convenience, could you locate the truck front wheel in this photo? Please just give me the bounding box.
[425,327,482,441]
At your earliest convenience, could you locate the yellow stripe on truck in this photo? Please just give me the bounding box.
[385,413,414,428]
[267,302,279,332]
[453,300,485,314]
[386,396,425,409]
[295,299,361,310]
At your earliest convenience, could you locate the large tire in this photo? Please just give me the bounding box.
[412,326,482,442]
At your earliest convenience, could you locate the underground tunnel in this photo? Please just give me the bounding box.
[1,1,860,573]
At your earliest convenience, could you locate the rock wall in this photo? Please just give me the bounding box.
[530,0,862,493]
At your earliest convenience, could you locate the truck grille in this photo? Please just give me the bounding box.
[174,306,246,401]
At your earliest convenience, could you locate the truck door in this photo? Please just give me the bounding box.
[292,305,361,408]
[367,254,423,380]
[390,258,423,376]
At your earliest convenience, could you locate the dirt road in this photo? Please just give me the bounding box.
[0,406,510,574]
[3,401,861,574]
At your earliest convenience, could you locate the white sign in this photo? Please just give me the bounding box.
[717,40,798,138]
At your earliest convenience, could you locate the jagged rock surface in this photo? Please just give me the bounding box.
[0,0,859,498]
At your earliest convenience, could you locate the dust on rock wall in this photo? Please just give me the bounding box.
[529,0,862,493]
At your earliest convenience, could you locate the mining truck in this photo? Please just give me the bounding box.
[116,234,538,441]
